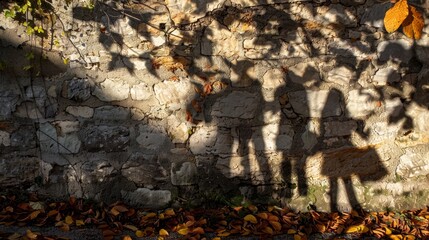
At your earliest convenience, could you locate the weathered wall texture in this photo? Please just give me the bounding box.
[1,0,429,212]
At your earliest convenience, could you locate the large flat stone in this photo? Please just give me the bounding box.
[121,188,171,209]
[211,91,260,119]
[288,90,342,118]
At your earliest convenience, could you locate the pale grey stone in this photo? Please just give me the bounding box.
[121,188,171,209]
[0,90,20,119]
[53,121,80,134]
[25,86,47,108]
[136,124,171,151]
[93,78,130,102]
[66,106,94,118]
[0,131,10,146]
[328,39,371,58]
[288,62,321,86]
[327,66,356,86]
[360,3,390,28]
[62,77,92,102]
[201,21,240,57]
[288,90,342,118]
[377,39,413,63]
[406,103,429,133]
[230,59,257,87]
[302,119,320,151]
[373,67,401,86]
[396,149,429,178]
[10,126,36,148]
[262,69,286,89]
[346,89,379,118]
[121,153,166,185]
[317,4,357,27]
[38,122,81,154]
[324,121,357,137]
[14,102,43,120]
[94,106,130,121]
[189,127,233,155]
[82,126,129,152]
[166,115,190,143]
[154,79,193,108]
[171,162,197,185]
[250,124,294,152]
[211,91,260,119]
[124,58,149,70]
[130,83,152,100]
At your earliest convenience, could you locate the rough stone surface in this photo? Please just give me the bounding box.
[346,89,379,119]
[66,106,94,118]
[377,39,413,63]
[288,90,342,118]
[396,148,429,178]
[82,126,129,152]
[171,162,197,185]
[130,83,153,101]
[93,79,130,102]
[0,90,20,119]
[38,122,81,154]
[94,106,130,121]
[0,156,40,187]
[62,78,92,102]
[121,188,171,209]
[0,130,10,146]
[211,91,260,119]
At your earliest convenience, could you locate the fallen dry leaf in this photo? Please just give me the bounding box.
[384,0,409,33]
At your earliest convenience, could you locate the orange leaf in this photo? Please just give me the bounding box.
[26,230,38,240]
[203,83,213,95]
[76,219,85,227]
[47,210,58,217]
[177,228,189,235]
[159,228,169,236]
[244,214,258,224]
[186,110,193,122]
[5,206,13,213]
[60,224,70,232]
[262,226,274,235]
[122,235,132,240]
[258,212,268,220]
[192,227,205,234]
[65,215,74,225]
[135,230,145,237]
[164,208,175,216]
[402,6,424,39]
[270,221,282,231]
[345,225,369,233]
[30,210,41,220]
[114,205,129,213]
[110,207,120,216]
[384,0,409,33]
[124,225,139,231]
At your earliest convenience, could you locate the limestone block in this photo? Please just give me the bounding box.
[121,188,171,209]
[171,162,197,185]
[38,122,81,154]
[10,126,36,148]
[53,121,80,135]
[324,121,357,137]
[327,66,356,86]
[94,106,130,121]
[328,39,371,58]
[166,115,190,143]
[93,78,130,102]
[0,130,10,146]
[288,62,321,87]
[189,127,233,155]
[211,91,260,119]
[346,89,379,119]
[0,155,40,187]
[25,86,47,108]
[262,69,286,89]
[316,4,357,27]
[62,77,92,102]
[372,67,401,86]
[130,83,153,101]
[396,148,429,178]
[121,153,166,185]
[82,126,129,152]
[288,90,342,118]
[136,124,171,151]
[66,106,94,118]
[80,159,116,184]
[250,124,294,152]
[406,103,429,133]
[377,39,413,63]
[154,79,193,108]
[0,90,20,119]
[201,21,240,57]
[360,3,390,28]
[230,59,257,87]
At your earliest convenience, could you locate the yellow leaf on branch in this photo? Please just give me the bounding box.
[384,0,409,33]
[402,6,424,39]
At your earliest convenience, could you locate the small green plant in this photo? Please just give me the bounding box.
[3,0,48,36]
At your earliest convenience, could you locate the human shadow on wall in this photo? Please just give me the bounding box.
[318,88,388,212]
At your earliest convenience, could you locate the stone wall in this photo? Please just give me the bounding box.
[1,0,429,212]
